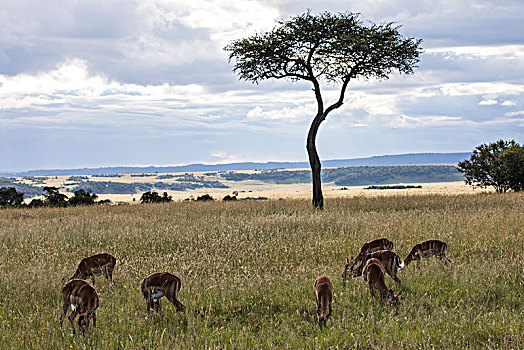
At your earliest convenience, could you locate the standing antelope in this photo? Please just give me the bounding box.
[362,258,402,305]
[350,250,403,288]
[141,272,186,316]
[70,253,116,286]
[404,240,452,268]
[60,279,99,335]
[343,238,394,281]
[314,275,333,328]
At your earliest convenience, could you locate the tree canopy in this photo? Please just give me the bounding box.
[225,11,422,209]
[0,187,24,207]
[140,191,173,204]
[225,11,422,85]
[68,189,98,206]
[43,186,68,207]
[457,140,524,193]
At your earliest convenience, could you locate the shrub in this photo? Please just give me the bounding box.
[196,194,214,201]
[0,187,24,207]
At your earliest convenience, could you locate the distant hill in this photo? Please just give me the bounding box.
[1,152,469,177]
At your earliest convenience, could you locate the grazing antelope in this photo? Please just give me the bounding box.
[350,250,403,288]
[141,272,186,316]
[314,275,333,328]
[70,253,116,286]
[404,240,452,268]
[362,258,402,305]
[343,238,394,281]
[60,279,99,335]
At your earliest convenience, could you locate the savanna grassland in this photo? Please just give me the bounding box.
[0,193,522,349]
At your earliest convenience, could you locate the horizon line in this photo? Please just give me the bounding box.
[1,152,469,175]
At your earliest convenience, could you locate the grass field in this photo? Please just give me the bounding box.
[0,193,522,349]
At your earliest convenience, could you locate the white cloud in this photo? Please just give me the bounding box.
[501,100,517,106]
[437,82,523,97]
[172,0,279,37]
[210,151,250,163]
[505,110,524,117]
[479,99,498,106]
[0,59,207,113]
[246,104,315,121]
[387,115,468,128]
[426,44,524,59]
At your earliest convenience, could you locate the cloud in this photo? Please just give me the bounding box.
[0,0,283,86]
[505,111,524,117]
[246,104,316,121]
[1,0,524,171]
[425,44,524,59]
[210,151,248,163]
[479,99,498,106]
[387,115,468,128]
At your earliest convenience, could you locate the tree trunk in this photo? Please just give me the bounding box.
[307,113,324,209]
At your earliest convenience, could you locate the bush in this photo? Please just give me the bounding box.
[68,189,98,206]
[43,186,68,207]
[196,194,214,201]
[0,187,24,207]
[28,198,45,208]
[140,191,173,203]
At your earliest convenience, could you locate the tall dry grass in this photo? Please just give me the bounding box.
[0,193,522,349]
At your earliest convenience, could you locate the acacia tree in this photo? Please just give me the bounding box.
[225,11,422,209]
[68,189,98,206]
[43,186,68,207]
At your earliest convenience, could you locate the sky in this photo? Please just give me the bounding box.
[1,0,523,172]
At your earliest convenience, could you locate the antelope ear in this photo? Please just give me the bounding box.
[397,290,403,297]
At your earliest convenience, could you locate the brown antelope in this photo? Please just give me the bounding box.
[70,253,116,286]
[404,240,452,268]
[141,272,186,316]
[60,279,99,335]
[314,275,333,327]
[362,258,402,305]
[343,238,394,282]
[350,250,403,288]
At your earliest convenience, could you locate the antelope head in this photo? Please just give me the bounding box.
[388,289,403,306]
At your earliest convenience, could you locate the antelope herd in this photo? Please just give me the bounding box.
[60,238,451,334]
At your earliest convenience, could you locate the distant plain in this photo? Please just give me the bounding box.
[8,165,477,204]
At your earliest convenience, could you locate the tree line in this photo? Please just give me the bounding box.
[0,187,177,208]
[0,187,99,208]
[220,165,462,185]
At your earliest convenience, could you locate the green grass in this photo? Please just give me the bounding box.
[0,193,522,349]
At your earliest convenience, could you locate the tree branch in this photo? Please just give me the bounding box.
[324,74,352,116]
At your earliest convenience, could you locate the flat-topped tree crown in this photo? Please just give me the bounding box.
[225,11,422,209]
